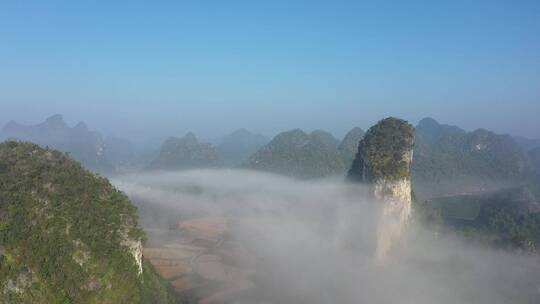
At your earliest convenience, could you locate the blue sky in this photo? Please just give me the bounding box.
[0,1,539,140]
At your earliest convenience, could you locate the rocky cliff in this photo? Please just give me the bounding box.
[347,117,415,260]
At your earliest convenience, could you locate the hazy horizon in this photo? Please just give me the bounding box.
[2,3,540,303]
[1,113,538,146]
[1,1,539,140]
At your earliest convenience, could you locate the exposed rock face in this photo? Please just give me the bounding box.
[372,177,413,259]
[125,238,144,275]
[347,117,415,260]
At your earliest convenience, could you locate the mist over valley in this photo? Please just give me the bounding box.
[1,2,540,303]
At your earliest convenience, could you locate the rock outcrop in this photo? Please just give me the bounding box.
[124,238,144,275]
[347,117,415,260]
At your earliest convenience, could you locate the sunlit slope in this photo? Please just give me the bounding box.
[0,141,177,304]
[243,129,347,178]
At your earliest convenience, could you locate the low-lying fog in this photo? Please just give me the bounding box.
[113,170,540,304]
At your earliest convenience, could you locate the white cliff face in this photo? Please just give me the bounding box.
[130,240,143,275]
[374,149,414,261]
[374,177,412,260]
[122,238,143,275]
[347,117,415,261]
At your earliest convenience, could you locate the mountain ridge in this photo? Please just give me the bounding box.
[0,115,113,174]
[413,117,533,199]
[147,133,222,171]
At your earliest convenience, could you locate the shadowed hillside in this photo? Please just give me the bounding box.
[148,133,222,171]
[215,129,268,167]
[413,118,532,199]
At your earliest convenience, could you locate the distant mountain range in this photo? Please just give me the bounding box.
[339,127,366,169]
[529,148,540,174]
[215,129,268,166]
[2,115,538,194]
[147,133,222,170]
[412,117,534,199]
[513,136,540,152]
[0,115,114,173]
[238,117,539,202]
[242,128,364,179]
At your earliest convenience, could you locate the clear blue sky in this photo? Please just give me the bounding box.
[1,1,539,140]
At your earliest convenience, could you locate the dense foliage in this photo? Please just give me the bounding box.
[243,129,348,179]
[433,206,540,254]
[348,117,414,182]
[0,141,177,303]
[420,186,540,253]
[482,208,540,251]
[412,118,532,199]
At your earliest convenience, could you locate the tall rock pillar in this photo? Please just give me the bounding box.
[347,117,415,260]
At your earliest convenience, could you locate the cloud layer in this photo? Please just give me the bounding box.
[113,169,540,303]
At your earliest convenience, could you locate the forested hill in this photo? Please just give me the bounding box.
[242,129,347,179]
[0,141,177,303]
[147,133,222,171]
[412,117,532,199]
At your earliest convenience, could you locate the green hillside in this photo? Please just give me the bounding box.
[147,133,222,171]
[413,118,532,199]
[338,127,365,169]
[0,141,177,303]
[242,129,347,179]
[348,117,415,182]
